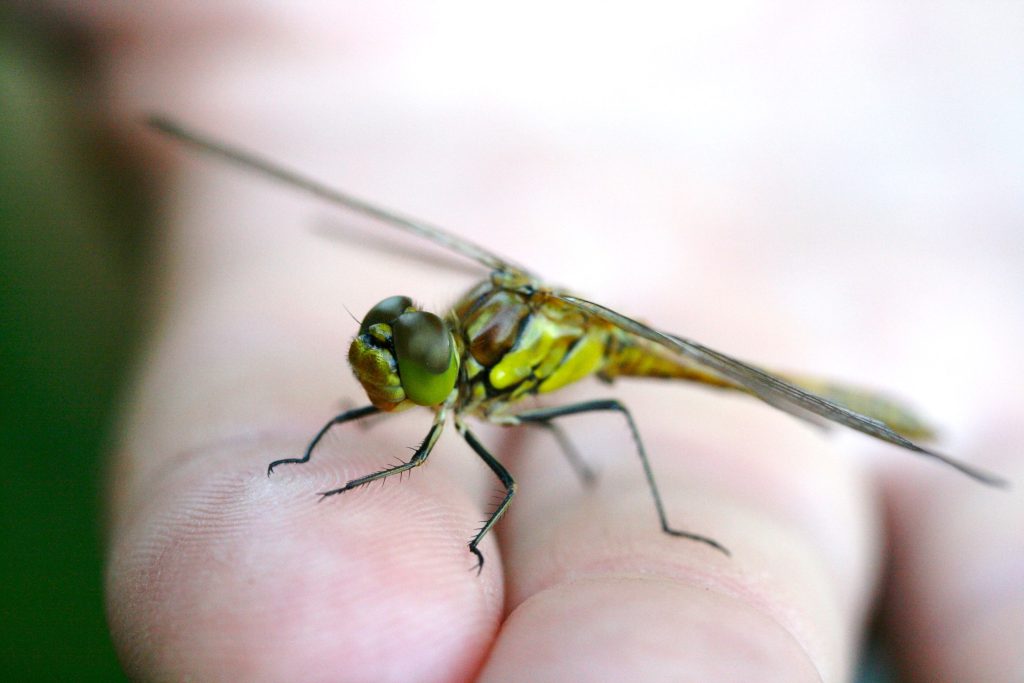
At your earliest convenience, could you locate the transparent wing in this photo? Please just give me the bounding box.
[558,294,1008,487]
[147,116,534,277]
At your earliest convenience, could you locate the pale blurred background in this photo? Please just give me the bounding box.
[1,2,1020,680]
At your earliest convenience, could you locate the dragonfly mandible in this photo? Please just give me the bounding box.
[149,116,1008,573]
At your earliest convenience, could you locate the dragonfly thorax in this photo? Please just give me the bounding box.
[348,295,460,411]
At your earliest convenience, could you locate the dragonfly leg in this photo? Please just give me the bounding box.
[530,421,597,487]
[267,405,380,475]
[318,416,445,500]
[511,399,730,557]
[457,421,516,575]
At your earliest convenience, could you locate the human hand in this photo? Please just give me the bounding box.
[89,4,1022,681]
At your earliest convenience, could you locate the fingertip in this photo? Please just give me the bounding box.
[478,577,825,683]
[107,434,502,682]
[488,395,882,680]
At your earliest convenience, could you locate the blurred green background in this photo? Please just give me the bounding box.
[1,9,146,680]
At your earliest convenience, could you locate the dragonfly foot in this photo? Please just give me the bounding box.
[266,458,303,476]
[469,546,485,575]
[664,527,731,557]
[318,484,356,501]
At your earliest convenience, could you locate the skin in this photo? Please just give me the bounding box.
[49,3,1023,681]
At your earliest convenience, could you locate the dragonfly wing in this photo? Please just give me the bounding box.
[147,116,535,278]
[558,294,1008,487]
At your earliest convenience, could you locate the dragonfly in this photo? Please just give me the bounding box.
[149,116,1009,572]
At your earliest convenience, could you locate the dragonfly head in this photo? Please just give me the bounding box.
[348,295,460,411]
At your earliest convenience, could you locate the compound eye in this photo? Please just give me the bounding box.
[360,295,413,334]
[392,311,459,405]
[393,312,451,373]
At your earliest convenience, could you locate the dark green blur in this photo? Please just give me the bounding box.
[0,10,149,680]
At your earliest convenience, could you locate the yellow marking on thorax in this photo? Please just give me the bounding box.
[538,331,607,393]
[484,309,612,396]
[488,316,560,389]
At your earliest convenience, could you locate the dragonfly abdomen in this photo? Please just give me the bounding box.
[602,338,937,440]
[600,337,742,390]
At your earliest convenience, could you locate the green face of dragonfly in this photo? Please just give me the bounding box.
[348,295,460,411]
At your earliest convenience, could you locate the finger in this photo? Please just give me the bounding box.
[106,149,503,682]
[480,383,882,682]
[879,421,1023,682]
